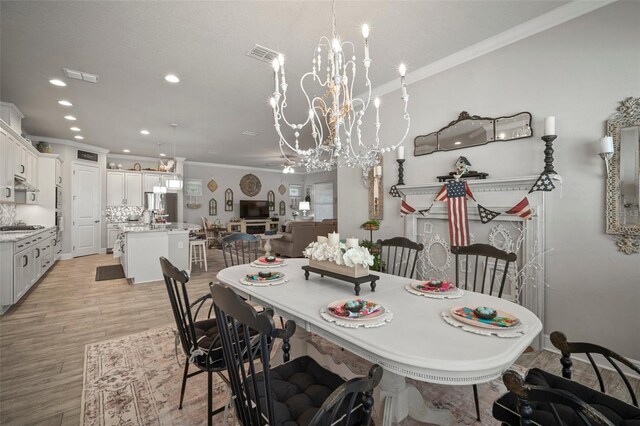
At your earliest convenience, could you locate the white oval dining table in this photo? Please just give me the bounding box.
[216,258,542,425]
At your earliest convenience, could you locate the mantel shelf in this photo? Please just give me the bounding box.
[397,174,562,196]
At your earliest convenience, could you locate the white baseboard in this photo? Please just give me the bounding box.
[60,252,73,260]
[543,334,640,380]
[99,248,106,254]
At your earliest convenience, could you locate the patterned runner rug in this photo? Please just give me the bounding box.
[82,327,524,425]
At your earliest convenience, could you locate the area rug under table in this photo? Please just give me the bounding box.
[82,327,524,425]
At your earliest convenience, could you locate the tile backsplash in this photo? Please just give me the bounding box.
[0,204,16,226]
[106,206,144,223]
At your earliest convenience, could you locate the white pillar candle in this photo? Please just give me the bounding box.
[345,238,359,248]
[317,236,328,244]
[544,116,556,136]
[600,136,614,154]
[397,146,405,160]
[374,165,382,177]
[328,232,340,247]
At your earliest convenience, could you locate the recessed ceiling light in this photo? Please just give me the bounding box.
[164,74,180,83]
[74,135,84,140]
[159,153,166,157]
[70,127,81,132]
[454,141,462,145]
[123,149,130,153]
[140,129,150,135]
[58,100,72,106]
[49,79,66,87]
[64,115,77,121]
[241,130,260,136]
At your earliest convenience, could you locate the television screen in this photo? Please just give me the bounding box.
[239,200,270,219]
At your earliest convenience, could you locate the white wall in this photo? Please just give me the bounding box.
[338,2,640,358]
[183,162,306,225]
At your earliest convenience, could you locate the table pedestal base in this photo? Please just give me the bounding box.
[277,327,455,426]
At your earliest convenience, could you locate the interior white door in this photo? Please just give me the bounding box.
[73,163,101,257]
[312,182,334,221]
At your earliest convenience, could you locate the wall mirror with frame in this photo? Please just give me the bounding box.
[414,111,532,156]
[605,97,640,254]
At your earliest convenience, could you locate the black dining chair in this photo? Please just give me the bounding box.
[376,236,424,278]
[451,243,518,421]
[211,283,383,425]
[221,232,260,267]
[493,331,640,425]
[159,256,227,426]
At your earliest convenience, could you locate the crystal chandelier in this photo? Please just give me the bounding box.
[269,1,410,175]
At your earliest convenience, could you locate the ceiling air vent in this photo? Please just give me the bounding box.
[63,68,99,83]
[246,44,281,64]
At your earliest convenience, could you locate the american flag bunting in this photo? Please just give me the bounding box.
[529,173,555,193]
[505,197,533,219]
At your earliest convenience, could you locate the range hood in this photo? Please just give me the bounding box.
[14,175,38,192]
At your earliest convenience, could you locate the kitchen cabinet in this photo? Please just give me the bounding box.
[143,173,163,193]
[107,224,120,249]
[26,151,38,187]
[106,171,142,206]
[0,127,15,202]
[125,173,142,206]
[14,139,27,178]
[12,249,33,303]
[55,159,63,186]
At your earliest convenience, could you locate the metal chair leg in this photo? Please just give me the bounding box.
[473,384,481,421]
[179,360,189,409]
[208,371,213,426]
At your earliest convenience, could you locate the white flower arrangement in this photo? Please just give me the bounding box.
[304,242,374,268]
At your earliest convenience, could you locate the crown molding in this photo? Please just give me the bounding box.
[363,0,616,99]
[27,135,110,154]
[185,160,290,173]
[107,153,186,162]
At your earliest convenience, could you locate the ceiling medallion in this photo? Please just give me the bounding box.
[240,174,262,197]
[268,0,410,175]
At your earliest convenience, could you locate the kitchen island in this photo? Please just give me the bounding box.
[118,223,200,284]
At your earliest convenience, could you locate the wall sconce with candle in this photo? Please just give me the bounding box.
[368,157,384,220]
[599,136,614,177]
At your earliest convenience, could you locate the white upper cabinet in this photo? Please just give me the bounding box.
[14,140,27,178]
[143,173,163,193]
[0,128,15,202]
[106,171,142,207]
[55,159,62,186]
[125,173,142,206]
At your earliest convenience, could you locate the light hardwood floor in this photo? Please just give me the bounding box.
[1,252,638,425]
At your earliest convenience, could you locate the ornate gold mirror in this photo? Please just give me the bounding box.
[605,97,640,254]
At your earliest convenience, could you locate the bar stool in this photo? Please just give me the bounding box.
[189,239,207,272]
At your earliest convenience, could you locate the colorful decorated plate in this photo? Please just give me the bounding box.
[245,272,284,282]
[256,256,284,265]
[327,299,385,321]
[450,306,520,329]
[410,279,458,294]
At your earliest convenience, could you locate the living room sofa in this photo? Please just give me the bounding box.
[271,220,337,258]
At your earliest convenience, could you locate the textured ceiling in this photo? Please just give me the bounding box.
[0,1,567,168]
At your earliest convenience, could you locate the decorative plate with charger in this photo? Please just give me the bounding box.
[239,271,288,286]
[320,298,393,328]
[441,306,527,338]
[405,279,464,299]
[250,256,286,268]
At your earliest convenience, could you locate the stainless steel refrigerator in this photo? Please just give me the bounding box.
[144,192,178,223]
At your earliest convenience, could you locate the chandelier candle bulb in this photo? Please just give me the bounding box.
[375,165,382,177]
[328,232,340,247]
[600,136,614,154]
[544,116,556,136]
